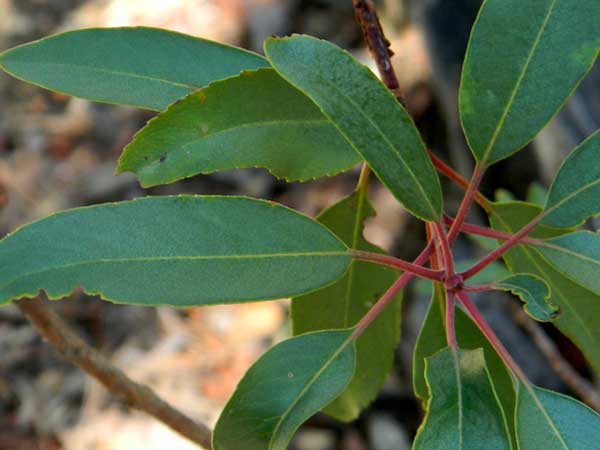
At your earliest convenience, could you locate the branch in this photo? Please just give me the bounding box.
[455,290,528,383]
[352,0,404,103]
[512,305,600,412]
[15,297,213,449]
[460,212,543,280]
[429,151,491,212]
[443,215,544,246]
[447,164,485,245]
[352,241,434,338]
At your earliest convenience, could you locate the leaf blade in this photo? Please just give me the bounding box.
[542,130,600,227]
[489,201,600,375]
[117,69,360,186]
[494,274,558,322]
[413,347,511,450]
[292,192,401,421]
[0,196,351,306]
[213,329,355,450]
[413,285,516,445]
[264,35,442,222]
[538,231,600,296]
[460,0,600,165]
[516,384,600,450]
[0,27,268,111]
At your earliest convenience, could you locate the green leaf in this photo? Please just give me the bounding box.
[292,191,401,421]
[494,274,558,322]
[460,0,600,165]
[0,196,351,306]
[489,202,600,375]
[0,27,268,111]
[516,384,600,449]
[538,231,600,296]
[413,347,511,450]
[526,183,547,207]
[542,130,600,228]
[117,69,360,187]
[413,285,516,445]
[264,35,442,222]
[213,329,355,450]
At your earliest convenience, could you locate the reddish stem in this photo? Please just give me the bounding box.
[351,250,445,281]
[448,164,485,245]
[462,284,496,293]
[443,215,544,246]
[445,289,458,350]
[433,222,455,276]
[352,241,434,339]
[455,290,528,383]
[460,212,543,280]
[428,151,491,212]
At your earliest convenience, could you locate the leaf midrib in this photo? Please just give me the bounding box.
[1,251,349,291]
[342,190,368,326]
[2,60,199,90]
[134,119,331,169]
[297,71,437,220]
[523,386,570,450]
[544,178,600,221]
[479,0,557,164]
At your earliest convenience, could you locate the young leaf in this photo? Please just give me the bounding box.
[542,130,600,228]
[413,286,516,444]
[292,192,401,422]
[489,202,600,374]
[0,196,351,306]
[264,35,442,222]
[494,274,558,322]
[413,347,511,450]
[213,329,355,450]
[117,69,360,187]
[516,384,600,449]
[538,232,600,296]
[460,0,600,165]
[0,27,268,111]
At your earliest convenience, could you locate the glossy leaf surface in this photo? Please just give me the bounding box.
[542,130,600,227]
[413,348,511,450]
[490,202,600,374]
[0,196,351,306]
[460,0,600,165]
[213,330,355,450]
[0,27,268,110]
[292,192,401,421]
[516,384,600,449]
[539,232,600,296]
[413,285,516,443]
[118,69,360,186]
[494,274,558,322]
[264,35,442,222]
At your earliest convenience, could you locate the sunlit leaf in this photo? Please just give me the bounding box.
[0,27,268,110]
[460,0,600,165]
[264,35,442,222]
[117,69,360,186]
[0,196,351,306]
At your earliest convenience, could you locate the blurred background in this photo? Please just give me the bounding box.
[1,0,599,449]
